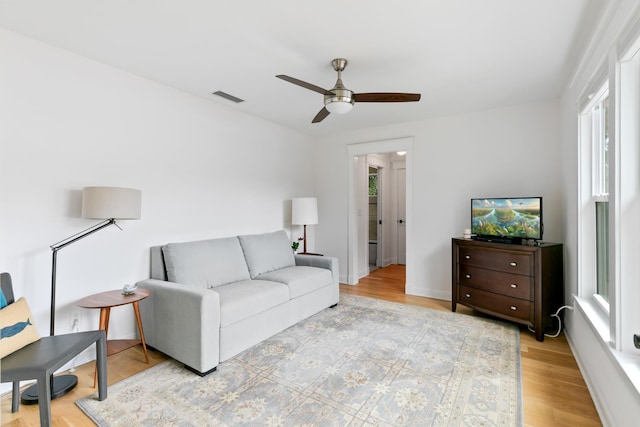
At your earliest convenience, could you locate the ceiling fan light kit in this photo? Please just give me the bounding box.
[276,58,420,123]
[324,91,354,114]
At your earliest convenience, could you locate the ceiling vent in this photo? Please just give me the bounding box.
[212,91,244,103]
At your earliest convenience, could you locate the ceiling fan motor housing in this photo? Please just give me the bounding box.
[324,88,354,114]
[324,58,354,114]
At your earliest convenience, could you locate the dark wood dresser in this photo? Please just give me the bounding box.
[451,237,563,341]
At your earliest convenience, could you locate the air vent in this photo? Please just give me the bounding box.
[212,91,244,103]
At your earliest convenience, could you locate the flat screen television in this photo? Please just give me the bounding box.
[471,197,543,243]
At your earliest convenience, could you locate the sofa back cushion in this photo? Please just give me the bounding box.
[162,237,250,288]
[238,230,295,278]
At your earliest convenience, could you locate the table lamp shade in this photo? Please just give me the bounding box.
[82,187,142,220]
[292,197,318,225]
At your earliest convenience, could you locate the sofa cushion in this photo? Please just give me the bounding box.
[238,230,295,278]
[162,237,250,288]
[257,266,333,299]
[211,280,289,327]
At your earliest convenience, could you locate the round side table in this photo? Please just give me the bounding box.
[78,288,151,385]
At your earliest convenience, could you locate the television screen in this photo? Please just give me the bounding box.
[471,197,542,241]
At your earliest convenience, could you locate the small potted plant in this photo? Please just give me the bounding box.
[291,237,303,252]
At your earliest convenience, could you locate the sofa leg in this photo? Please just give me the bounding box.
[330,303,338,308]
[184,364,217,377]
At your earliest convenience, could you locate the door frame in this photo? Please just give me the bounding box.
[346,137,414,293]
[395,165,407,265]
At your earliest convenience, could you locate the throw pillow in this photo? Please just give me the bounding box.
[0,297,41,358]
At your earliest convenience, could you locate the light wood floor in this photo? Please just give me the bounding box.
[342,265,602,427]
[2,265,601,426]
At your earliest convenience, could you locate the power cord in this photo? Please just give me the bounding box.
[69,316,80,372]
[528,305,574,338]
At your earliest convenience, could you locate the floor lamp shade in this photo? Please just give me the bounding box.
[291,197,318,225]
[82,187,142,220]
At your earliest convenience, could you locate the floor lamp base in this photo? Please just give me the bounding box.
[20,374,78,405]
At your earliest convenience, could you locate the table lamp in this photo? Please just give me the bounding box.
[292,197,318,255]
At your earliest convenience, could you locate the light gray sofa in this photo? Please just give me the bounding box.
[136,230,339,375]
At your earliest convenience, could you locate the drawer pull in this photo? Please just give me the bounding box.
[510,262,517,267]
[465,274,471,279]
[510,306,517,311]
[465,293,471,298]
[465,255,471,260]
[510,284,517,288]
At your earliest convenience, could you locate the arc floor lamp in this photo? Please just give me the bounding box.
[21,186,142,405]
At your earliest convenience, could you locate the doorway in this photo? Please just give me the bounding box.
[347,137,414,293]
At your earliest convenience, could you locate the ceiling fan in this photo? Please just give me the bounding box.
[276,58,421,123]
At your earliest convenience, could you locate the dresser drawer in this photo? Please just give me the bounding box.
[458,285,531,321]
[458,247,532,275]
[458,265,532,300]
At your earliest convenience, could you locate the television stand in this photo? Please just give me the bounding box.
[452,237,564,341]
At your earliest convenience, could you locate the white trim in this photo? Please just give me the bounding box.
[578,64,610,113]
[609,45,622,350]
[593,293,610,316]
[616,38,640,354]
[569,0,623,90]
[617,2,640,61]
[574,296,640,397]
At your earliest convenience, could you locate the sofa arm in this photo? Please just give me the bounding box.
[136,279,220,375]
[295,255,340,304]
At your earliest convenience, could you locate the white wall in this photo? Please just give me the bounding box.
[0,29,316,381]
[314,102,563,300]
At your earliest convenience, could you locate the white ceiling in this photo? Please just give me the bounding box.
[0,0,602,137]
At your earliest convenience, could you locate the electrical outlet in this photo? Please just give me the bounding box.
[70,311,80,331]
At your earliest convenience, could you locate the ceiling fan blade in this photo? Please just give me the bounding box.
[353,93,421,103]
[312,107,330,123]
[276,75,331,95]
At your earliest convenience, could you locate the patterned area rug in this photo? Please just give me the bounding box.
[77,294,522,426]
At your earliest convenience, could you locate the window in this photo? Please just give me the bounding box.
[581,82,610,310]
[591,89,610,305]
[578,32,640,354]
[368,170,378,196]
[595,199,608,302]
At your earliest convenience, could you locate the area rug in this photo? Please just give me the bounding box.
[77,294,522,426]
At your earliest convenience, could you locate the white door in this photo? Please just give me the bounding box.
[397,168,406,265]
